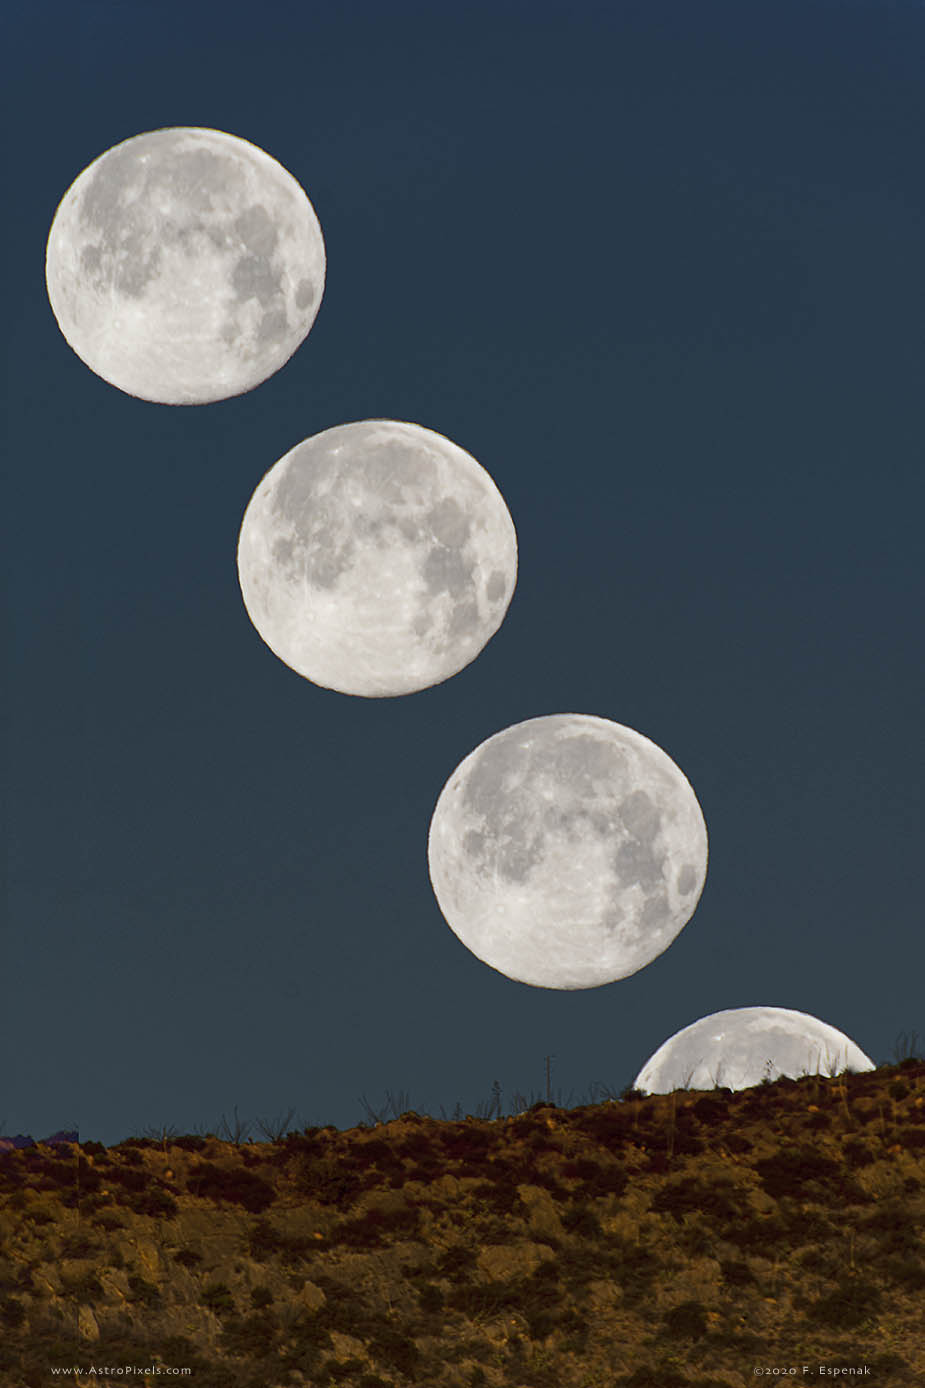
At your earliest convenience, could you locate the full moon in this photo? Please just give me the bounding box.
[237,419,517,696]
[427,714,708,989]
[45,127,325,404]
[634,1006,875,1094]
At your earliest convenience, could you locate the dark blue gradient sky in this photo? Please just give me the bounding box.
[4,0,924,1146]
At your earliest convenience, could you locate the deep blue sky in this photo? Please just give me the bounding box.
[4,1,924,1146]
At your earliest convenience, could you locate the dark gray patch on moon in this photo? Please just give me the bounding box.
[295,278,315,309]
[677,863,699,894]
[257,307,289,343]
[428,497,471,548]
[422,546,473,597]
[463,735,527,818]
[619,790,660,841]
[445,597,480,641]
[639,892,671,928]
[614,837,664,890]
[486,569,507,603]
[232,254,281,305]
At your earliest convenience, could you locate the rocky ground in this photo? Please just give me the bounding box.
[1,1062,924,1387]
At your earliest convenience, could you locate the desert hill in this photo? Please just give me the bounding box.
[1,1061,923,1387]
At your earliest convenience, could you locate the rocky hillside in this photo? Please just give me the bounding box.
[1,1062,924,1387]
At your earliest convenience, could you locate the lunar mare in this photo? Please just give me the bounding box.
[45,127,325,403]
[236,420,518,696]
[427,714,708,989]
[634,1006,875,1094]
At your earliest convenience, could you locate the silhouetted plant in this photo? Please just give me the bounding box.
[891,1031,922,1063]
[254,1106,298,1141]
[215,1106,252,1145]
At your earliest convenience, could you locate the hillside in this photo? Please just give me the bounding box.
[1,1062,923,1387]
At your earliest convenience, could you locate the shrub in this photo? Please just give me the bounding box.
[201,1281,236,1315]
[0,1298,26,1328]
[296,1155,367,1207]
[127,1274,161,1308]
[250,1285,273,1308]
[368,1326,420,1376]
[804,1278,881,1329]
[330,1204,422,1249]
[60,1231,98,1257]
[173,1248,203,1268]
[130,1189,178,1218]
[663,1299,708,1339]
[561,1203,603,1238]
[650,1178,739,1222]
[720,1258,755,1287]
[189,1161,274,1213]
[435,1245,477,1278]
[219,1310,278,1356]
[417,1283,444,1314]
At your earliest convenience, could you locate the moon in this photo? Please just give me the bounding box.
[427,714,708,989]
[45,127,325,404]
[236,419,518,696]
[634,1006,875,1094]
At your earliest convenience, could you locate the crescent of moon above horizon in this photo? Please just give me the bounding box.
[634,1006,876,1094]
[45,127,325,404]
[427,714,708,989]
[236,420,518,697]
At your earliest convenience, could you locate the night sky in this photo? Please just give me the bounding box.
[5,1,924,1148]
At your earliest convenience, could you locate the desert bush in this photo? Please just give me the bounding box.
[663,1298,708,1339]
[650,1177,739,1222]
[720,1257,755,1287]
[1,1297,26,1328]
[330,1203,422,1248]
[173,1248,202,1268]
[843,1139,875,1168]
[250,1284,273,1308]
[803,1277,881,1328]
[247,1217,315,1265]
[755,1145,868,1204]
[59,1230,98,1257]
[219,1309,278,1356]
[108,1165,147,1191]
[367,1326,420,1376]
[561,1202,603,1238]
[189,1160,274,1213]
[127,1274,161,1308]
[295,1154,367,1207]
[417,1282,444,1314]
[200,1280,236,1315]
[129,1188,178,1218]
[435,1244,477,1277]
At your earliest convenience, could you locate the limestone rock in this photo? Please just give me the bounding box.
[476,1240,555,1282]
[78,1304,100,1341]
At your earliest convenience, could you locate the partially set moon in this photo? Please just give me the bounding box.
[634,1006,875,1094]
[236,420,518,697]
[45,127,325,404]
[427,714,708,989]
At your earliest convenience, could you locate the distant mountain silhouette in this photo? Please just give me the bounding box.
[0,1129,78,1150]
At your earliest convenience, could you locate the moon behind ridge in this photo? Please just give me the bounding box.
[45,127,326,404]
[427,713,709,989]
[634,1006,876,1094]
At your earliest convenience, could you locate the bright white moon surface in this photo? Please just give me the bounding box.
[45,127,325,404]
[236,419,518,696]
[634,1006,875,1094]
[427,714,708,989]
